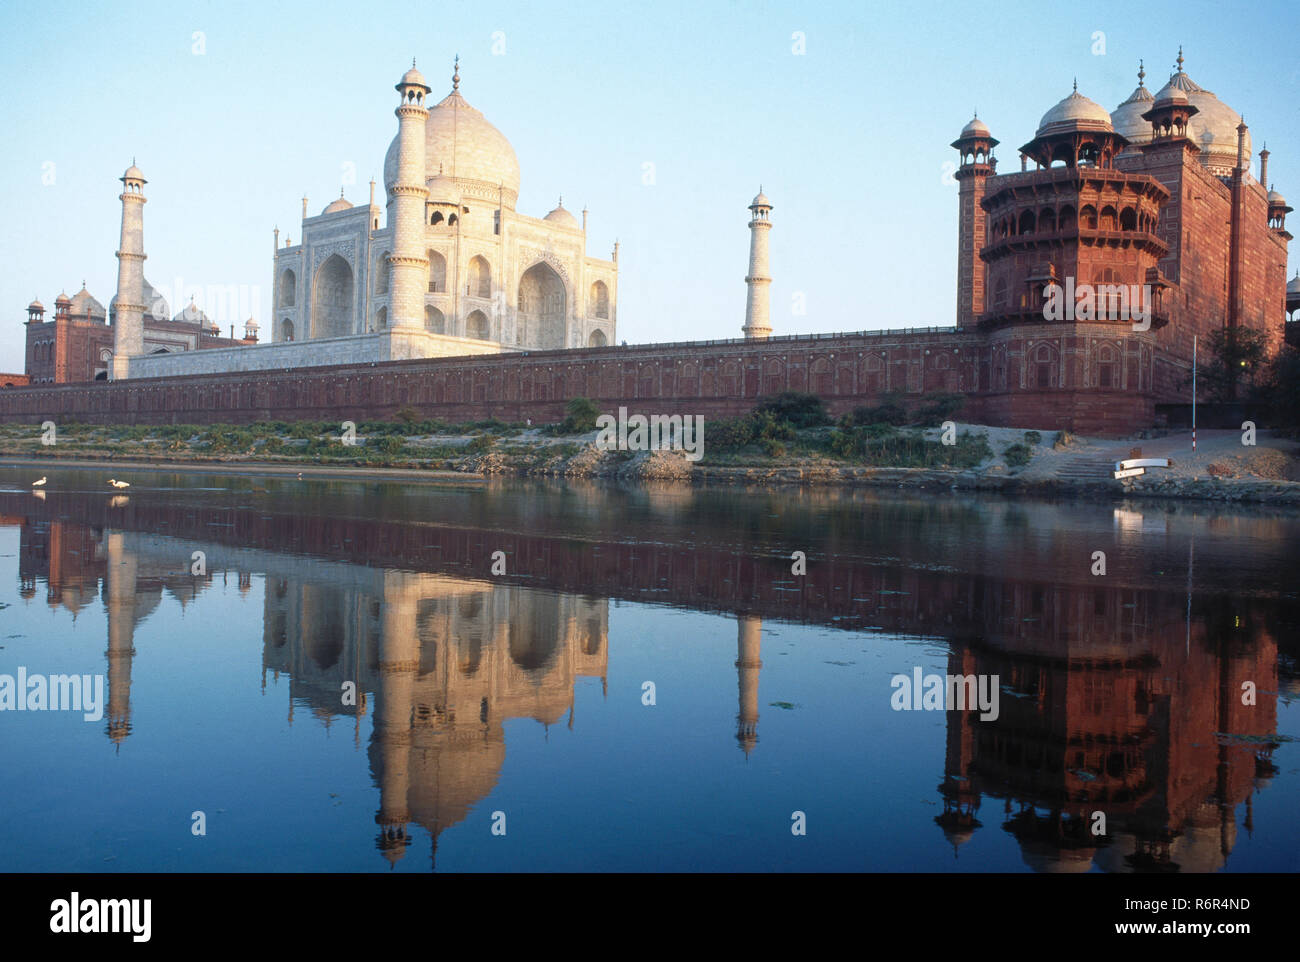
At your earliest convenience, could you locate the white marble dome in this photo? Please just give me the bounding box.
[1037,87,1114,137]
[1112,76,1155,147]
[1163,66,1250,174]
[543,202,579,229]
[69,285,106,320]
[385,81,521,207]
[322,192,353,215]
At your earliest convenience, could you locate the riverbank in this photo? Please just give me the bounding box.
[2,420,1298,504]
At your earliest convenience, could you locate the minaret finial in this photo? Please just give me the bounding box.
[452,55,460,91]
[1176,46,1184,73]
[1072,77,1077,92]
[1137,60,1145,86]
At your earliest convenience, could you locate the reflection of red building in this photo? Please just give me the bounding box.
[23,287,257,385]
[938,581,1280,872]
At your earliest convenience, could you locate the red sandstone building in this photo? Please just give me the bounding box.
[23,283,257,384]
[953,57,1290,429]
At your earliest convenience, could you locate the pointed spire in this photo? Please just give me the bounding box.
[1137,60,1145,87]
[1072,77,1077,92]
[1176,46,1184,73]
[452,54,460,91]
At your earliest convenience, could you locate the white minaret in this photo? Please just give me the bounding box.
[742,188,773,339]
[110,162,147,379]
[389,60,431,331]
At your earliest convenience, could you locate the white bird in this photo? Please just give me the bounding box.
[107,479,130,489]
[31,477,46,487]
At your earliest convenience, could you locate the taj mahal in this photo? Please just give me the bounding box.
[272,58,619,355]
[100,58,621,382]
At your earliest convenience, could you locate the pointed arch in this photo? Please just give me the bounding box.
[468,255,491,298]
[427,250,447,293]
[312,254,354,339]
[465,309,490,340]
[518,261,567,349]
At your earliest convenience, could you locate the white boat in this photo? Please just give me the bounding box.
[1114,457,1171,472]
[1113,467,1146,479]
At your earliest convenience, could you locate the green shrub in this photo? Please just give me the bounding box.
[754,391,830,429]
[706,416,758,450]
[1023,430,1042,445]
[559,397,601,434]
[202,428,255,453]
[465,433,497,453]
[1003,442,1033,468]
[368,435,406,455]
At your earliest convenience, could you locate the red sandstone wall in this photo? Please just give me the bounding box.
[0,326,1173,437]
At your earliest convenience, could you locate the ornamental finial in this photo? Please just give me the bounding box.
[1176,46,1184,73]
[1137,60,1145,86]
[452,55,460,91]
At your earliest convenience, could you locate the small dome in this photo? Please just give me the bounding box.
[121,163,145,182]
[1151,81,1189,106]
[1267,188,1287,207]
[245,317,259,328]
[750,190,771,208]
[399,63,429,89]
[543,201,579,229]
[1037,87,1114,137]
[1288,272,1300,294]
[69,285,106,319]
[959,116,990,139]
[54,292,71,307]
[27,298,44,312]
[322,192,354,215]
[174,298,210,324]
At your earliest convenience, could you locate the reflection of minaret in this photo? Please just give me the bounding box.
[735,614,762,756]
[103,533,138,747]
[373,594,418,867]
[936,646,982,857]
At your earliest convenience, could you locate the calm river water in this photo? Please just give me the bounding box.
[0,465,1297,872]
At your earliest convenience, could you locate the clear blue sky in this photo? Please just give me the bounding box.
[1,0,1296,367]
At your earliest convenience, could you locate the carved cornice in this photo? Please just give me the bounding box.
[312,240,356,269]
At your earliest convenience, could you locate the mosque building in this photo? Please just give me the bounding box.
[951,51,1290,425]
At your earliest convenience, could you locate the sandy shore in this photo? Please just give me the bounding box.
[3,425,1298,504]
